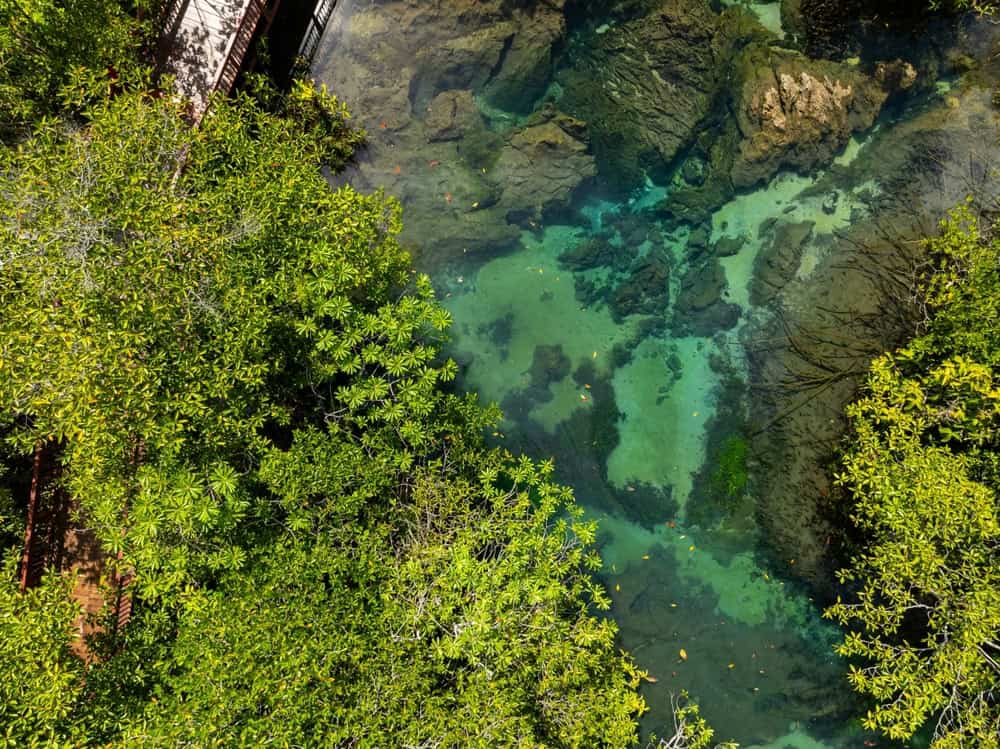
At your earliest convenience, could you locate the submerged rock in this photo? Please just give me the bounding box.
[492,110,597,225]
[680,154,709,185]
[530,343,572,390]
[673,258,741,335]
[610,252,672,321]
[558,236,618,271]
[425,90,484,142]
[713,235,746,257]
[482,3,568,113]
[786,0,937,59]
[750,220,815,306]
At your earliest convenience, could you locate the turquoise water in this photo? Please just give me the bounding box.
[312,1,1000,744]
[437,169,859,746]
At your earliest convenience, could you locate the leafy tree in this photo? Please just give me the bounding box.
[0,78,645,746]
[0,0,149,139]
[828,205,1000,748]
[930,0,998,15]
[109,455,643,747]
[0,557,84,746]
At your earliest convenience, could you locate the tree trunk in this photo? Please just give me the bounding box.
[19,440,45,592]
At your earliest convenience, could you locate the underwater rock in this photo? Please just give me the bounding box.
[791,0,936,59]
[424,90,484,142]
[713,235,746,257]
[686,225,711,255]
[313,0,575,125]
[410,25,514,110]
[673,258,741,335]
[780,0,805,45]
[558,0,725,191]
[681,154,708,186]
[477,313,514,350]
[656,123,742,226]
[482,2,568,113]
[529,343,572,390]
[678,259,726,312]
[750,220,815,306]
[558,235,622,271]
[730,47,890,188]
[609,252,672,321]
[492,110,597,225]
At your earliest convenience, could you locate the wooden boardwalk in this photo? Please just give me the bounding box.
[158,0,269,118]
[18,442,127,657]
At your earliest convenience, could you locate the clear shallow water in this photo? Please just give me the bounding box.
[311,2,1000,744]
[437,175,857,746]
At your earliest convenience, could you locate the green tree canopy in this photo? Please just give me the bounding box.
[828,205,1000,749]
[0,0,149,139]
[0,79,645,746]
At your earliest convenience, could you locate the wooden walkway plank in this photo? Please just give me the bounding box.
[158,0,264,119]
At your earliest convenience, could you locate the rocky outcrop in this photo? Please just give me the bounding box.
[558,0,729,189]
[730,48,890,188]
[874,58,918,92]
[425,90,484,142]
[492,110,597,225]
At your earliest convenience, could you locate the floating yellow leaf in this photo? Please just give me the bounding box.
[679,649,688,661]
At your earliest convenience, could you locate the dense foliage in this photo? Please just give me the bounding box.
[0,0,149,139]
[0,68,645,746]
[0,561,84,746]
[931,0,999,15]
[828,205,1000,748]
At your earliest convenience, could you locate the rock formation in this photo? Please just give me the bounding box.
[730,48,889,188]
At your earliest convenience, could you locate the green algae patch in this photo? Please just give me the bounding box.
[710,434,750,502]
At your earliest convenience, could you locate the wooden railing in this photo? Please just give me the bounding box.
[214,0,266,96]
[291,0,338,80]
